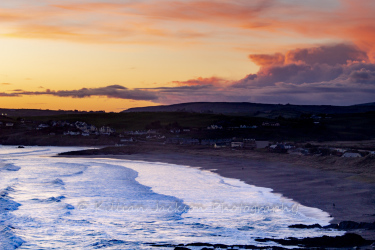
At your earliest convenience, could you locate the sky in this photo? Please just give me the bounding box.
[1,0,375,112]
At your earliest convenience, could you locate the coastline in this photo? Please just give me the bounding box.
[58,149,375,240]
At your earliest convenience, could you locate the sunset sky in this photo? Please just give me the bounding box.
[1,0,375,112]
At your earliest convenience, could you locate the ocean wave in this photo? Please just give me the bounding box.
[30,196,66,203]
[0,164,20,172]
[91,239,127,249]
[0,226,25,250]
[0,187,24,250]
[51,178,65,186]
[0,197,21,213]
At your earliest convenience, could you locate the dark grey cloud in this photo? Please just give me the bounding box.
[8,85,158,101]
[284,44,368,66]
[0,93,19,97]
[143,85,214,93]
[234,63,344,87]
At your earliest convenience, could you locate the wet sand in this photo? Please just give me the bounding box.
[63,152,375,225]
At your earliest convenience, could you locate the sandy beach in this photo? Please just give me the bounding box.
[58,145,375,241]
[60,150,375,220]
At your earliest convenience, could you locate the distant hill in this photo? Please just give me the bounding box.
[123,102,375,118]
[353,102,375,106]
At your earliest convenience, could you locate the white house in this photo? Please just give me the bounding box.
[38,124,50,129]
[207,125,223,130]
[342,152,362,158]
[99,126,115,134]
[64,131,80,136]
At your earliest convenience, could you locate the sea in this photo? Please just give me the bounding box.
[0,145,343,249]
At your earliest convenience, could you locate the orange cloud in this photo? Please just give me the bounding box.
[0,0,374,57]
[278,0,375,60]
[172,77,228,86]
[249,53,285,67]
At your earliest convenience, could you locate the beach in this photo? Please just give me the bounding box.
[1,144,374,249]
[59,145,375,240]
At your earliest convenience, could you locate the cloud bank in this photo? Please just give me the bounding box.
[153,44,375,105]
[0,85,158,101]
[0,44,375,105]
[2,44,375,106]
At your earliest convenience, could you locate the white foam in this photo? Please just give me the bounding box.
[0,146,344,249]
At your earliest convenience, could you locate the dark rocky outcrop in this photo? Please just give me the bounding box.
[289,221,375,230]
[289,223,322,229]
[256,233,373,248]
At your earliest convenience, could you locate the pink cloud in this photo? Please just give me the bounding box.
[172,77,228,86]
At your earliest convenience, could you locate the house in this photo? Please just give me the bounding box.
[269,144,288,153]
[99,126,115,135]
[284,144,295,149]
[147,130,158,134]
[214,142,227,148]
[166,138,184,144]
[288,148,309,155]
[38,124,50,129]
[243,139,256,149]
[342,152,362,158]
[239,125,258,129]
[262,122,280,127]
[120,138,134,142]
[269,144,278,149]
[231,142,244,148]
[207,125,223,130]
[181,138,200,145]
[331,148,347,156]
[255,141,270,149]
[64,131,80,136]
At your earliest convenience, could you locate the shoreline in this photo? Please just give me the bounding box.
[58,150,375,239]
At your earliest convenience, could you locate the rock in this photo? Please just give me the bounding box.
[186,243,213,247]
[289,223,322,229]
[289,221,375,230]
[331,221,375,230]
[255,233,373,248]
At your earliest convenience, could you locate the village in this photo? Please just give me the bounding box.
[1,114,373,159]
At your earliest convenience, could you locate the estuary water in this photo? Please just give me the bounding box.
[0,146,343,249]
